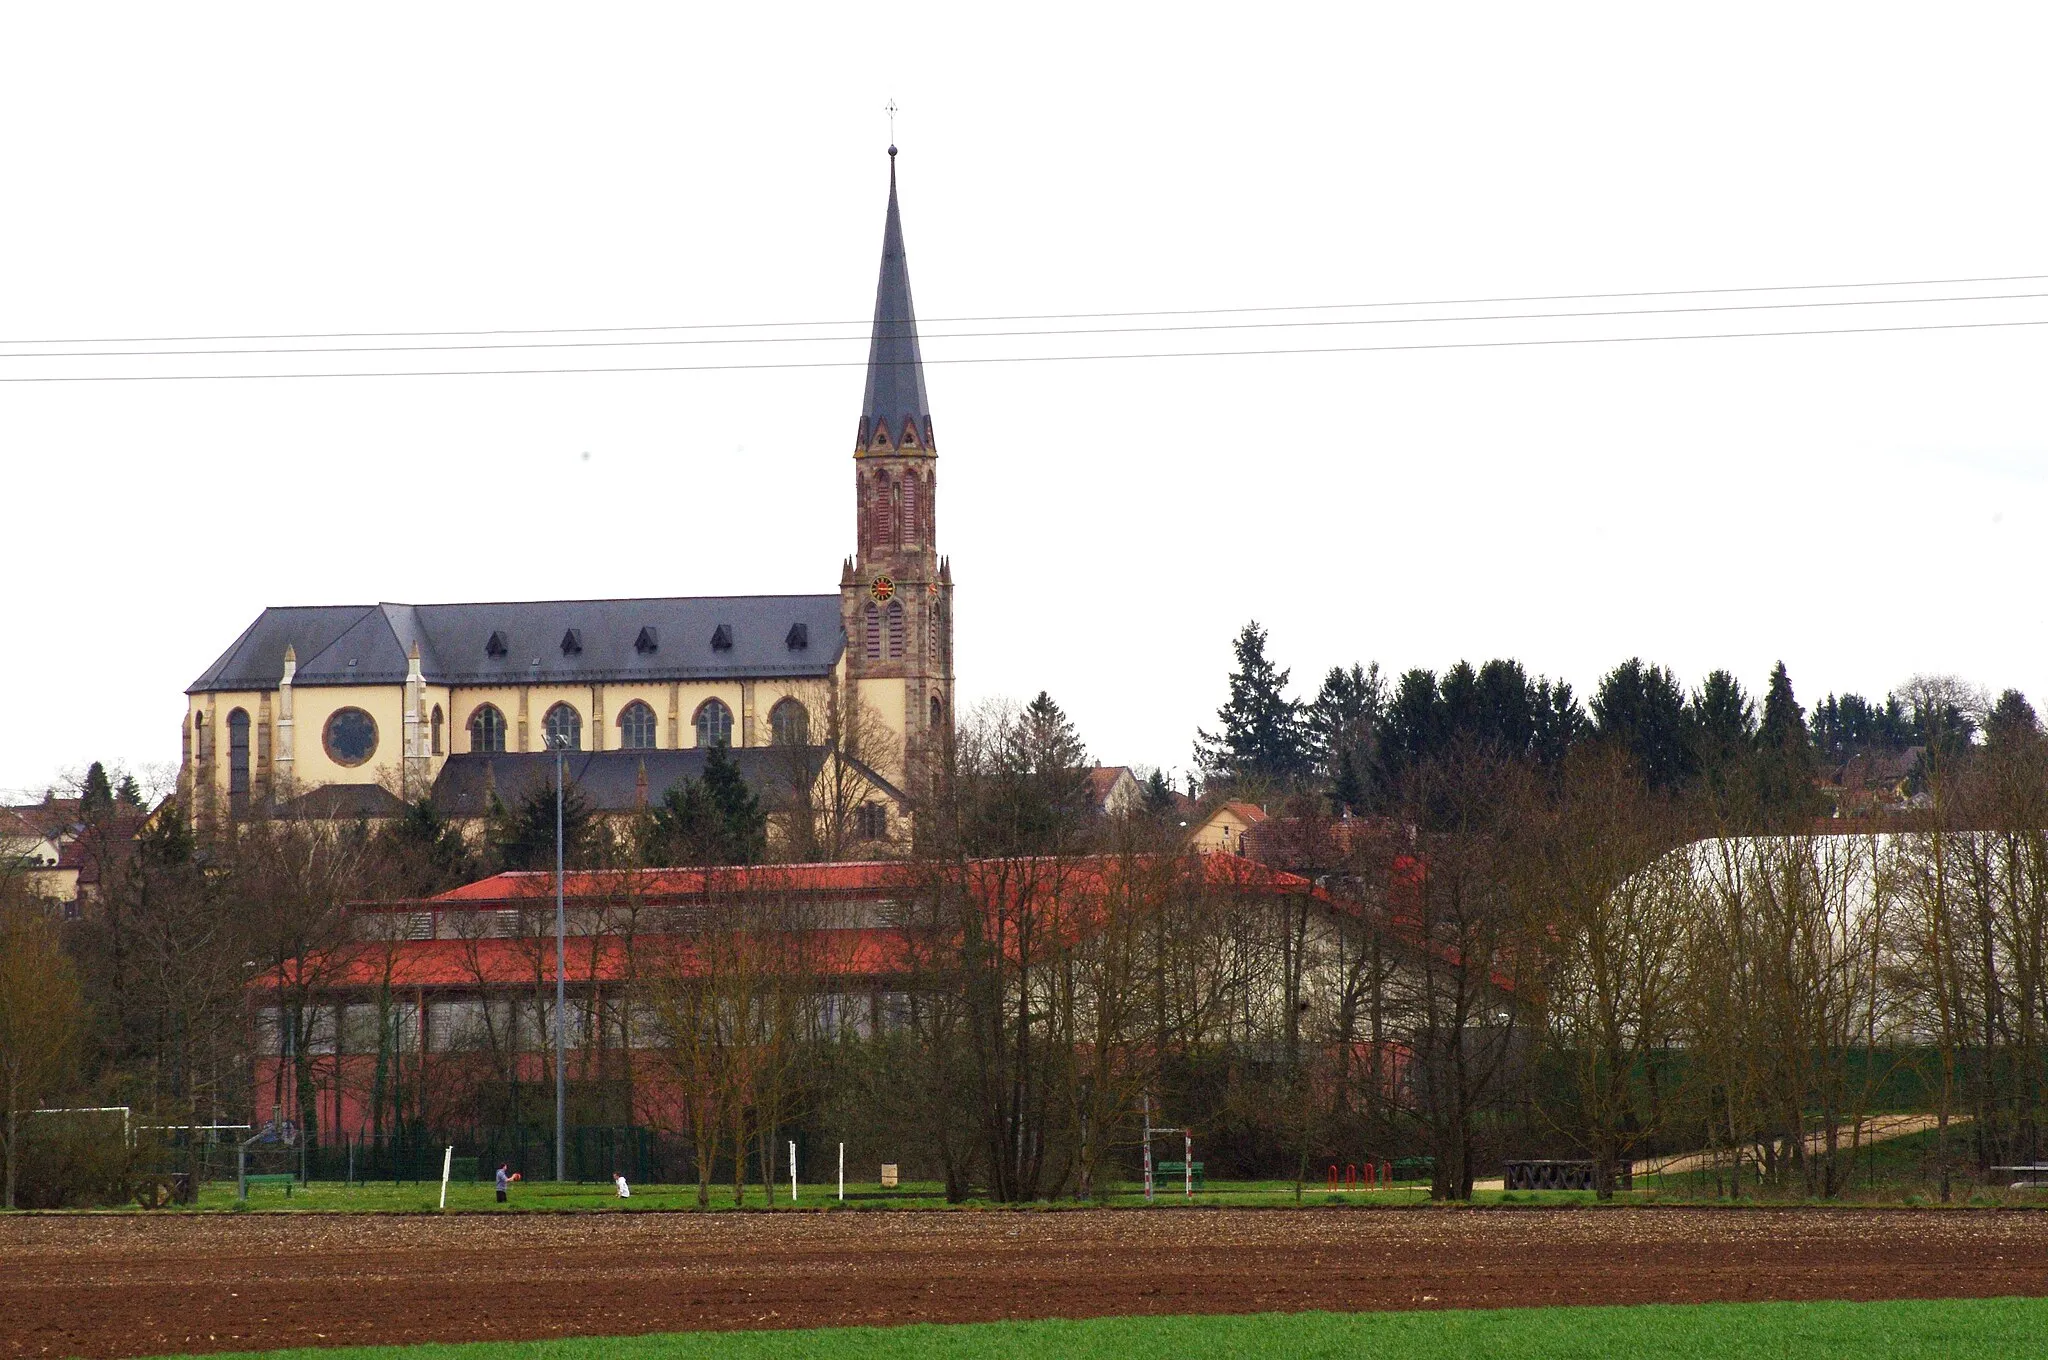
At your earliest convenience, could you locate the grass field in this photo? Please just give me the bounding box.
[143,1298,2048,1359]
[199,1176,1455,1212]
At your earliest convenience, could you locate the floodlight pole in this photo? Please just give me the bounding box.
[554,736,567,1183]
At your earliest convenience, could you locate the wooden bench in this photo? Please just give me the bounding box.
[243,1173,297,1197]
[1156,1160,1205,1189]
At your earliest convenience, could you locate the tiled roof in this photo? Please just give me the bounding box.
[188,596,847,694]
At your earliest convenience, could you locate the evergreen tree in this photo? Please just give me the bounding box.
[1986,689,2041,749]
[79,762,115,818]
[1591,658,1694,789]
[491,781,596,871]
[641,745,767,867]
[1753,661,1824,822]
[1142,767,1178,817]
[1307,662,1384,808]
[1195,622,1310,786]
[114,774,144,809]
[375,798,478,895]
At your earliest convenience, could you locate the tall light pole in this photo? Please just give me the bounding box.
[551,730,568,1183]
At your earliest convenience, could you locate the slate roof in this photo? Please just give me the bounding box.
[188,596,846,693]
[859,148,933,449]
[430,748,907,819]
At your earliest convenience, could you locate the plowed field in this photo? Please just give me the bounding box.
[6,1207,2048,1358]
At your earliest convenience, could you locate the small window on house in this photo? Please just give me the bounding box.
[227,708,251,797]
[635,626,658,655]
[710,624,734,652]
[769,698,810,746]
[431,705,444,756]
[694,698,733,748]
[485,631,509,658]
[618,700,657,750]
[786,622,809,651]
[468,704,506,753]
[856,801,889,841]
[885,600,905,659]
[863,603,881,660]
[542,702,582,751]
[560,629,582,656]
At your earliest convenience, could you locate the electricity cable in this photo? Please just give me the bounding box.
[1,315,2043,383]
[2,289,2045,361]
[0,271,2043,347]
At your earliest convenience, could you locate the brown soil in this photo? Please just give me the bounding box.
[7,1207,2048,1358]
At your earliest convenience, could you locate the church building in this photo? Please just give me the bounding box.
[180,149,953,845]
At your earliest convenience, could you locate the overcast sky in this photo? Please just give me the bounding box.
[3,4,2044,799]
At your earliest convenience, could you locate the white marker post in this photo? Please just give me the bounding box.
[838,1142,845,1203]
[438,1145,453,1209]
[789,1140,798,1202]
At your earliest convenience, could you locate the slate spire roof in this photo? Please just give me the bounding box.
[859,145,934,451]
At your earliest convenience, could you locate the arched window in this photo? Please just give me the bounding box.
[468,704,506,753]
[928,602,939,660]
[858,470,872,552]
[542,703,582,751]
[930,694,944,730]
[885,600,905,659]
[227,709,251,797]
[925,476,936,537]
[430,705,444,756]
[863,603,881,660]
[875,472,892,545]
[769,698,810,746]
[694,698,734,748]
[193,710,207,761]
[890,479,904,548]
[902,475,919,543]
[617,700,657,750]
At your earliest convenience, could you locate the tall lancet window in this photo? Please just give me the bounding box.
[885,600,905,659]
[874,472,892,546]
[864,603,881,660]
[902,475,919,545]
[890,481,904,548]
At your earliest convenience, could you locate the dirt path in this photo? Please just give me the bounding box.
[6,1207,2048,1359]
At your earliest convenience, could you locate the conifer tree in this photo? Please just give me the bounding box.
[1196,621,1309,786]
[1307,662,1384,809]
[1753,661,1824,822]
[79,762,115,818]
[1591,658,1694,789]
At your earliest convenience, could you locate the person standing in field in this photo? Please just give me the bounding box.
[496,1164,513,1204]
[614,1173,630,1199]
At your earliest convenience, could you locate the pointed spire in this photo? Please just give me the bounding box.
[859,145,933,453]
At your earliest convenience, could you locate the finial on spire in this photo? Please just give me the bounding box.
[885,98,899,156]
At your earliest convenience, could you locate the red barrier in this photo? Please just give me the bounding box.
[1326,1164,1339,1192]
[1345,1164,1358,1190]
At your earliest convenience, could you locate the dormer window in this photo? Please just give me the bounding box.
[485,631,509,658]
[785,622,809,651]
[710,624,734,652]
[560,628,582,656]
[634,626,658,655]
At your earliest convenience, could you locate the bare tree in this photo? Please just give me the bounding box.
[0,893,85,1207]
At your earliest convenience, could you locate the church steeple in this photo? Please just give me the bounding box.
[857,145,934,455]
[842,144,952,791]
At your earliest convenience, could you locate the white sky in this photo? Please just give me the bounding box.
[3,3,2044,799]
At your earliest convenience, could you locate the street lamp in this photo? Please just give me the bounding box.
[547,728,569,1183]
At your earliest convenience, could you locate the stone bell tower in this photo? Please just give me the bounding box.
[840,144,954,791]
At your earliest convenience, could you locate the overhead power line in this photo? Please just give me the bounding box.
[4,289,2045,362]
[2,316,2044,383]
[0,271,2042,347]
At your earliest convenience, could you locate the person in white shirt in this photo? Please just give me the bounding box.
[614,1173,630,1199]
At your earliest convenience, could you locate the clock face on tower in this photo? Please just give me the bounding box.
[870,576,896,603]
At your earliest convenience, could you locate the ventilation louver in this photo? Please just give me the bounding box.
[485,631,509,658]
[710,624,734,652]
[785,622,809,650]
[560,629,582,656]
[635,627,658,655]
